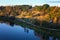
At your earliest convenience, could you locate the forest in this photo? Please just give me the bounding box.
[0,4,60,27]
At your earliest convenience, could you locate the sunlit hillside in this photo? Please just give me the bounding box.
[0,4,60,24]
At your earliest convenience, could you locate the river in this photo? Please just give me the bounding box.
[0,20,60,40]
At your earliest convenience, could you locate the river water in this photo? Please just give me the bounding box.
[0,20,60,40]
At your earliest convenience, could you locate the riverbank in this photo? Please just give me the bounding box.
[15,18,60,31]
[0,16,60,38]
[0,4,60,30]
[0,16,60,31]
[0,17,60,40]
[13,18,60,38]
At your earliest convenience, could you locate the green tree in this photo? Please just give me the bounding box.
[43,4,49,9]
[35,6,42,11]
[42,4,49,11]
[21,5,32,11]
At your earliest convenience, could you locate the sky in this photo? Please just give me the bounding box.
[0,0,60,6]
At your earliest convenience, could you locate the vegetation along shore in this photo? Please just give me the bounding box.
[0,4,60,29]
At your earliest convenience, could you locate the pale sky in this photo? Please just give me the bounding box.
[0,0,60,6]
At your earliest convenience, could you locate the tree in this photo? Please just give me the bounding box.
[43,4,49,9]
[0,6,5,11]
[34,6,42,11]
[21,5,32,11]
[42,4,49,11]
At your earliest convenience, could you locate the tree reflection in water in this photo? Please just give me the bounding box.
[9,22,14,26]
[3,22,60,40]
[24,27,29,33]
[0,19,60,40]
[0,20,14,26]
[34,30,60,40]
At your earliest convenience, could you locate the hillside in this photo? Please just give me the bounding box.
[0,4,60,24]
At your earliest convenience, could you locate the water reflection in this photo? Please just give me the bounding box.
[34,30,60,40]
[24,27,29,33]
[9,22,14,26]
[0,20,60,40]
[35,31,49,40]
[0,20,14,26]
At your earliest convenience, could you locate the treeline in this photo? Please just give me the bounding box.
[0,5,32,16]
[0,4,60,24]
